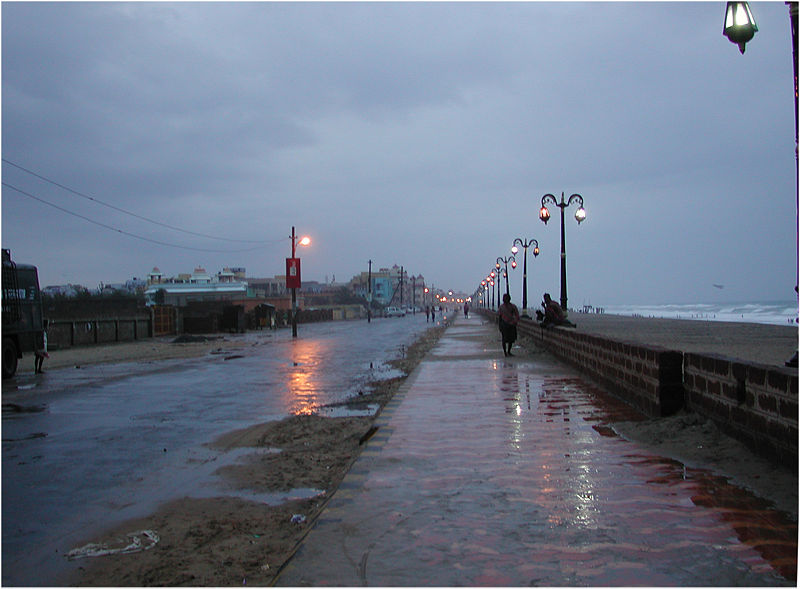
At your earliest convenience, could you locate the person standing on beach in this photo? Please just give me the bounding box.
[497,293,520,357]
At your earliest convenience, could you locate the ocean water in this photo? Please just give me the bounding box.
[600,301,798,326]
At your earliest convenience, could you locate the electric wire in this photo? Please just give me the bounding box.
[2,158,275,244]
[3,182,275,253]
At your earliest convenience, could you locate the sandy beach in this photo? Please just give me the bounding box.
[558,312,798,367]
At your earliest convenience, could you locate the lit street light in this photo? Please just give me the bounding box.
[288,226,311,338]
[496,255,516,298]
[511,238,539,317]
[540,192,585,312]
[723,1,758,54]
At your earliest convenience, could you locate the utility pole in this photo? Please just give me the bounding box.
[399,266,404,306]
[367,259,372,323]
[291,226,298,338]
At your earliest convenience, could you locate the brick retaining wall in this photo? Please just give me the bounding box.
[481,310,798,468]
[684,353,797,468]
[516,316,684,417]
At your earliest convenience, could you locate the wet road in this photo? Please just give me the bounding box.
[2,313,437,586]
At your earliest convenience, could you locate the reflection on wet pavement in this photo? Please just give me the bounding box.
[278,319,797,587]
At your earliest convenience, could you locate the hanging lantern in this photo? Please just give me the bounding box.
[723,1,758,54]
[539,206,551,224]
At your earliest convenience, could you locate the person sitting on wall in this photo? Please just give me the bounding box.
[536,293,576,328]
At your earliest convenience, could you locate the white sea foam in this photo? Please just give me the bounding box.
[601,301,798,326]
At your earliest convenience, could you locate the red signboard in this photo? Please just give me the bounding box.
[286,257,301,289]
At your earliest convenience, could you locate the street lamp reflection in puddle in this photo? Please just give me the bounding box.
[281,338,327,416]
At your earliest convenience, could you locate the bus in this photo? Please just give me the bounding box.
[2,249,44,378]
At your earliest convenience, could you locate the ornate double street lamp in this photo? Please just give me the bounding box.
[511,238,539,317]
[496,255,517,298]
[539,192,586,312]
[288,226,311,338]
[488,271,496,309]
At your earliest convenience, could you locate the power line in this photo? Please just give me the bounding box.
[2,158,273,244]
[3,182,277,253]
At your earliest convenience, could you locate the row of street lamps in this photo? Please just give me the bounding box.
[477,192,587,317]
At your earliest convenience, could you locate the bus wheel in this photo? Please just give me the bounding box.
[2,338,19,379]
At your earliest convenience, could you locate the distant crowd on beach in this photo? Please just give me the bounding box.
[577,305,605,314]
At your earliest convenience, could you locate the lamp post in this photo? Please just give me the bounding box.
[489,272,496,309]
[539,192,586,312]
[511,238,539,316]
[288,226,311,338]
[722,2,798,287]
[496,255,517,298]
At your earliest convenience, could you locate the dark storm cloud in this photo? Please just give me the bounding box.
[2,2,796,304]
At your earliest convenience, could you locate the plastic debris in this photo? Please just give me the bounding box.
[290,514,306,524]
[65,530,159,560]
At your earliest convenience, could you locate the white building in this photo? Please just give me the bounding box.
[144,266,248,306]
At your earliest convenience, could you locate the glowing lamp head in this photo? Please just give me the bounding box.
[511,245,519,255]
[533,246,540,257]
[575,207,586,224]
[539,206,551,224]
[298,236,311,246]
[723,1,758,54]
[511,260,517,269]
[495,262,501,270]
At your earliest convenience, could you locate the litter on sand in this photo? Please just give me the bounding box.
[290,514,306,524]
[65,530,160,560]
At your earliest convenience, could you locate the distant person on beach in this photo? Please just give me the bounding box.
[34,319,49,374]
[537,293,576,328]
[497,293,520,357]
[464,302,469,318]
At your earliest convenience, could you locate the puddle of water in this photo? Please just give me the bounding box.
[317,403,380,418]
[194,486,326,505]
[533,375,798,583]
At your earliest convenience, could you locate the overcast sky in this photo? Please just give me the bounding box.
[2,1,797,306]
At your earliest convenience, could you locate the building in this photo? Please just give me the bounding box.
[347,265,426,307]
[144,266,248,306]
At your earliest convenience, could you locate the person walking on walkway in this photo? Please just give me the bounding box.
[497,293,520,356]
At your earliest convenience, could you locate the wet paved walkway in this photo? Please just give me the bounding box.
[277,316,797,586]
